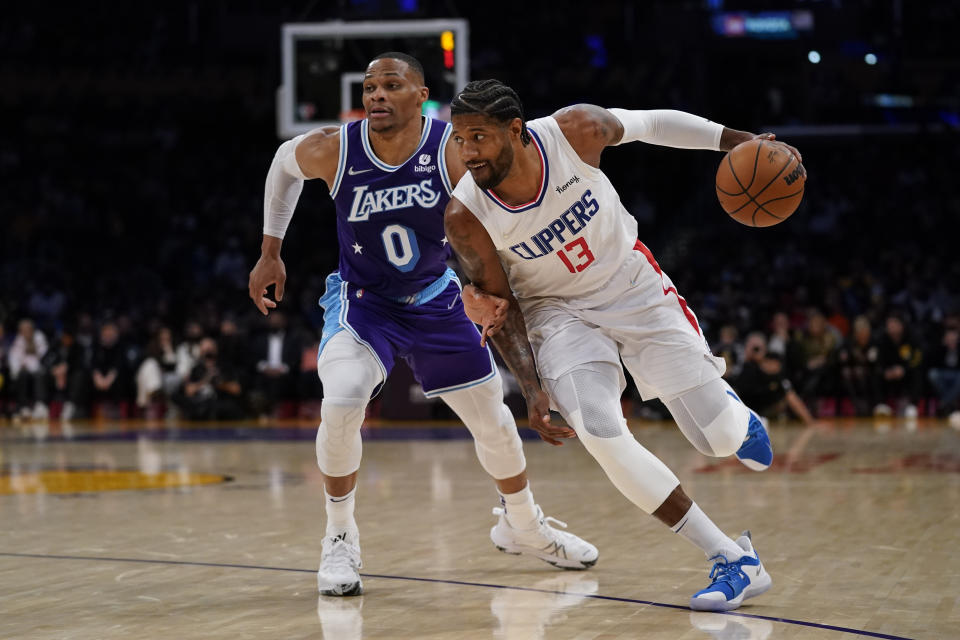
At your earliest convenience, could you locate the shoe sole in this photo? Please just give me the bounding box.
[492,542,597,571]
[318,580,363,597]
[689,573,772,612]
[737,456,770,472]
[317,578,363,597]
[735,411,773,472]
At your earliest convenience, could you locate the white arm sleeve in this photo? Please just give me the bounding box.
[608,108,724,150]
[263,134,308,239]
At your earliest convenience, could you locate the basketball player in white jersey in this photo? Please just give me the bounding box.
[444,79,801,611]
[250,55,596,598]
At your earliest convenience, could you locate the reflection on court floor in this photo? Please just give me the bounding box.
[1,417,956,639]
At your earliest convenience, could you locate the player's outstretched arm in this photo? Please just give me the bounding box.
[552,104,801,167]
[444,197,576,446]
[249,127,340,315]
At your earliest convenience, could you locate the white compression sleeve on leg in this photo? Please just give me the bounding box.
[315,332,383,477]
[608,108,724,150]
[665,377,750,458]
[439,372,527,480]
[544,363,680,514]
[263,134,308,240]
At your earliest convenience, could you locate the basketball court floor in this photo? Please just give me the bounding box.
[1,416,957,639]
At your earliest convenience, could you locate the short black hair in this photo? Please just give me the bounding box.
[370,51,425,84]
[451,79,531,146]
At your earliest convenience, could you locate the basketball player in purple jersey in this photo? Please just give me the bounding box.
[445,80,800,611]
[248,54,596,597]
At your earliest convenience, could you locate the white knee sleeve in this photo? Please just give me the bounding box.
[439,373,526,480]
[665,377,750,457]
[315,332,383,477]
[544,364,679,514]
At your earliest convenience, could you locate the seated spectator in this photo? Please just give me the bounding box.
[41,328,90,420]
[8,319,49,420]
[175,321,205,383]
[135,326,180,418]
[251,312,298,418]
[91,321,132,417]
[767,312,792,358]
[175,337,244,420]
[836,316,881,416]
[766,311,805,382]
[796,310,840,402]
[875,314,923,416]
[216,316,247,387]
[713,324,743,378]
[0,323,10,418]
[735,331,818,425]
[927,326,960,422]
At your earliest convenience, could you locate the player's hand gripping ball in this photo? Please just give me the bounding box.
[716,137,806,227]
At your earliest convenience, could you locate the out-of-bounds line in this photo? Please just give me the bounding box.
[0,552,913,640]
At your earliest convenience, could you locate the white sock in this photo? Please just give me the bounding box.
[671,502,743,560]
[324,487,359,541]
[499,483,539,529]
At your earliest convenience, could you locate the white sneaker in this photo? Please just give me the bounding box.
[903,404,918,419]
[490,506,598,570]
[317,533,363,596]
[949,411,960,430]
[873,403,893,417]
[32,402,49,420]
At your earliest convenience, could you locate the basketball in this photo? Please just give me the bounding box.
[716,138,806,227]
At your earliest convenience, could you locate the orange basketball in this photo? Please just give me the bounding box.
[716,138,806,227]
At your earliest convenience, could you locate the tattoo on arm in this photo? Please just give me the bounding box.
[554,104,624,167]
[445,205,543,398]
[488,307,543,398]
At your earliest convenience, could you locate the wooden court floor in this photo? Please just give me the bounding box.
[1,417,958,639]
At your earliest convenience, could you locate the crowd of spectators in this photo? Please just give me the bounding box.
[0,312,321,421]
[3,2,958,424]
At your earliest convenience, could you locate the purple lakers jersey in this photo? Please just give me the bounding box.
[329,117,454,297]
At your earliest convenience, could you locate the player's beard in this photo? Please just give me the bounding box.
[367,116,396,133]
[472,144,514,190]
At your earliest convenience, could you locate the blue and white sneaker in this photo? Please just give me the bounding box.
[736,409,773,471]
[690,531,772,612]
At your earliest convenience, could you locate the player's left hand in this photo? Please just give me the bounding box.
[462,284,509,347]
[527,390,577,446]
[753,132,802,165]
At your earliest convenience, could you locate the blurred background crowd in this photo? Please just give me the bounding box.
[2,1,958,424]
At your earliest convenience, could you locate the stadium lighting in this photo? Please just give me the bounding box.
[807,50,821,64]
[865,53,878,65]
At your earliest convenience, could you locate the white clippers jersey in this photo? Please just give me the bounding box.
[452,116,640,306]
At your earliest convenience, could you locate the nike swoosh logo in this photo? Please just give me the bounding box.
[447,293,460,310]
[347,166,373,175]
[329,496,350,503]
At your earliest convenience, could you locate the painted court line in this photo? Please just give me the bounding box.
[0,552,912,640]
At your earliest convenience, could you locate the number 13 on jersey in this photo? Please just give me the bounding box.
[557,237,595,273]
